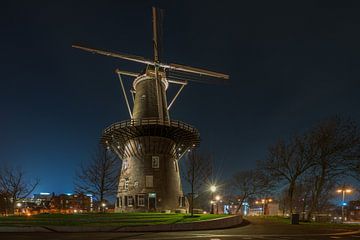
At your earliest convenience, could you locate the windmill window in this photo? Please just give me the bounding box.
[138,194,145,206]
[125,178,129,190]
[145,175,153,188]
[123,161,129,170]
[152,156,159,168]
[127,196,134,206]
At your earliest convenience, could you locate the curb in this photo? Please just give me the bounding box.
[117,215,243,232]
[0,215,242,233]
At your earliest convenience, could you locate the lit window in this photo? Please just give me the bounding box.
[152,156,159,168]
[138,195,145,206]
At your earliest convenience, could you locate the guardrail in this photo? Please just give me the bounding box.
[103,118,199,134]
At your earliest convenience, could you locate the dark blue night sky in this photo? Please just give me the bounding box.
[1,1,360,194]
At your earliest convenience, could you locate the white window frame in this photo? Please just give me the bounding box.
[122,160,129,170]
[152,156,160,168]
[138,194,145,206]
[145,175,153,188]
[124,178,129,190]
[127,196,134,206]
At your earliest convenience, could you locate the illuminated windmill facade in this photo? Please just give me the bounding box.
[73,8,228,212]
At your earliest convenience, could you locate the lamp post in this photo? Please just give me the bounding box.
[210,185,217,214]
[336,187,352,222]
[101,202,106,213]
[215,195,221,214]
[16,202,22,216]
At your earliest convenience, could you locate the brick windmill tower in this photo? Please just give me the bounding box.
[73,8,229,212]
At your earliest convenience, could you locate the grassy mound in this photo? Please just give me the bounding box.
[0,213,228,227]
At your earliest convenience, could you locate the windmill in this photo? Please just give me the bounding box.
[73,7,229,212]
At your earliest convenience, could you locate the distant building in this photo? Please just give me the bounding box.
[348,200,360,221]
[249,200,280,216]
[0,193,11,215]
[50,193,92,213]
[14,193,93,215]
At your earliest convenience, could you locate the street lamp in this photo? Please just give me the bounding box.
[16,202,22,216]
[215,195,221,214]
[101,202,106,212]
[336,187,352,222]
[210,185,217,214]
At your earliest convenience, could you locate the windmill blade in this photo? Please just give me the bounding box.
[72,44,229,81]
[72,44,154,66]
[161,62,229,80]
[167,69,229,85]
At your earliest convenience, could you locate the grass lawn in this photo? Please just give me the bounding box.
[0,213,228,227]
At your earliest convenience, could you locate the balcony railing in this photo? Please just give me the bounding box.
[103,118,198,135]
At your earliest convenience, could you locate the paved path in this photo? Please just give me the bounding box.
[1,217,359,240]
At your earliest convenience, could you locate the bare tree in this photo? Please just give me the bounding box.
[74,146,120,211]
[260,134,316,213]
[0,165,39,214]
[261,117,360,217]
[305,117,360,219]
[230,169,272,214]
[181,150,213,216]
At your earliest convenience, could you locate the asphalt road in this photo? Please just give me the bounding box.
[1,217,360,240]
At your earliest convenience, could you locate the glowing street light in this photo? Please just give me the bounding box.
[210,185,217,214]
[336,187,352,222]
[215,195,221,214]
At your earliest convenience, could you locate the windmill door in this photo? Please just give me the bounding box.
[148,193,156,211]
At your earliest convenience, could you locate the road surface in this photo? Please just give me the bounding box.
[1,217,359,240]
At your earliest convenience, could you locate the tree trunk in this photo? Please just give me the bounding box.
[190,166,195,216]
[288,180,296,214]
[235,196,246,214]
[307,166,326,221]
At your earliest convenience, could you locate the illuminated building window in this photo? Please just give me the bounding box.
[145,175,153,188]
[152,156,159,168]
[138,195,145,206]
